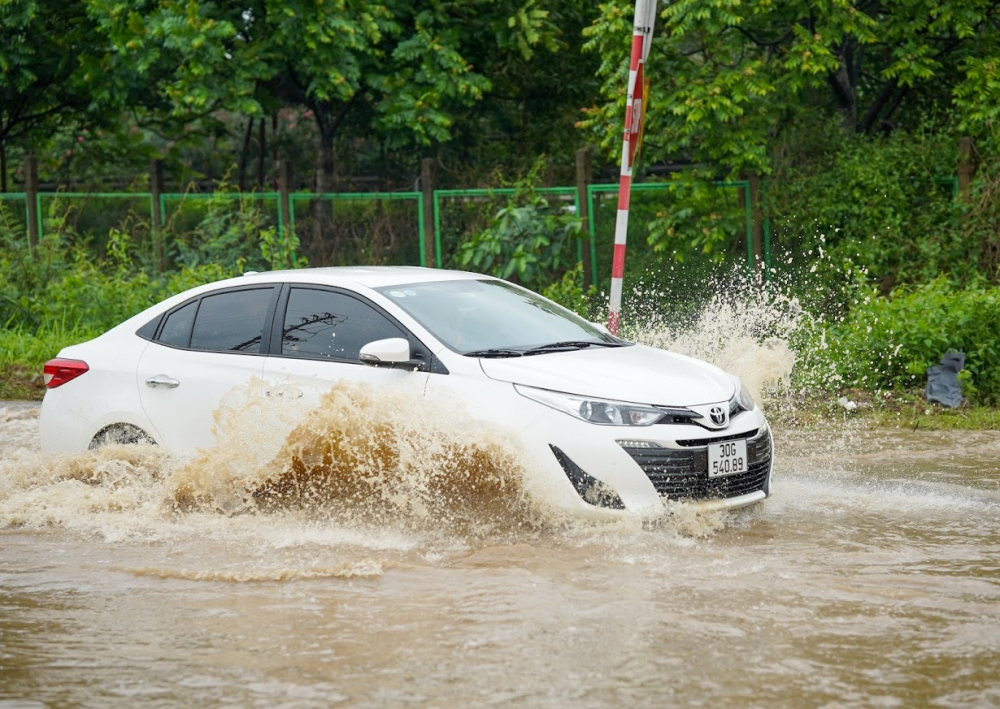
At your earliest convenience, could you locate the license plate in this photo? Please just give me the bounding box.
[708,439,748,478]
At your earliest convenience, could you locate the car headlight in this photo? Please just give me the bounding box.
[515,385,664,426]
[732,377,755,413]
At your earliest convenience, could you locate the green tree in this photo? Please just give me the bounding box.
[581,0,1000,176]
[84,0,589,257]
[427,1,603,183]
[578,0,1000,267]
[87,1,575,188]
[0,0,111,190]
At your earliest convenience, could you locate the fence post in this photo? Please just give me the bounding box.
[420,158,435,268]
[575,147,594,288]
[25,153,39,255]
[279,159,293,239]
[150,159,164,272]
[958,137,977,199]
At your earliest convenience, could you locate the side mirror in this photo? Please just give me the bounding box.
[359,338,422,370]
[589,321,611,335]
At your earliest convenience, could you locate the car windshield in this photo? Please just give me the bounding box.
[375,279,624,356]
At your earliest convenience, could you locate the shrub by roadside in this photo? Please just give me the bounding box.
[798,277,1000,405]
[0,325,100,400]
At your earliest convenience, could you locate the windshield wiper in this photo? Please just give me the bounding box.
[522,340,625,355]
[463,348,525,358]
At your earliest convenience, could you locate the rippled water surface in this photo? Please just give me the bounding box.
[2,400,999,708]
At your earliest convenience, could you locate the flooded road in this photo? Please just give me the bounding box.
[2,401,999,708]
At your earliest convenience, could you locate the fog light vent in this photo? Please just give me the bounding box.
[549,445,625,510]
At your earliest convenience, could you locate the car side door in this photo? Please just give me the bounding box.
[136,284,278,454]
[262,285,433,403]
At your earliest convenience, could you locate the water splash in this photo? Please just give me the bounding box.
[0,270,814,549]
[616,267,806,403]
[171,381,540,537]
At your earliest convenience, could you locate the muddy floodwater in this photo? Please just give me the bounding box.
[2,401,999,708]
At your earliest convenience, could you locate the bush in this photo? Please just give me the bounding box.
[645,170,748,263]
[801,277,1000,404]
[0,226,238,334]
[0,186,310,337]
[763,126,970,294]
[456,159,584,293]
[540,263,599,319]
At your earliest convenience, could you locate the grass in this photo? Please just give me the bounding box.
[0,325,97,401]
[768,388,1000,431]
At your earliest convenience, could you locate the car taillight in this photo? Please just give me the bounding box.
[43,358,90,388]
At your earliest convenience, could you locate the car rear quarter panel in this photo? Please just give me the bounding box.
[39,332,156,452]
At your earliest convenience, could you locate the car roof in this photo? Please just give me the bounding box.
[238,266,491,289]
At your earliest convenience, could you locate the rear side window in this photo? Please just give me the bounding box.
[281,287,405,361]
[157,301,197,348]
[188,288,274,353]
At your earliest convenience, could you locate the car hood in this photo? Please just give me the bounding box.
[478,344,735,406]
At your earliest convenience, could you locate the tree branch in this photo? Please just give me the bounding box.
[859,78,898,134]
[725,24,794,48]
[879,85,909,130]
[326,91,364,139]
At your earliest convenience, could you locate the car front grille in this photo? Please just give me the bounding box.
[619,429,771,501]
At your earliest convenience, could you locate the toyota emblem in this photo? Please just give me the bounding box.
[709,406,728,426]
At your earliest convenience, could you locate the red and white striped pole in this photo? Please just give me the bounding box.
[607,0,657,336]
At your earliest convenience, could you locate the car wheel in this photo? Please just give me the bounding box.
[88,423,157,450]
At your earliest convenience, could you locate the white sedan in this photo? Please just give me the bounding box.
[39,267,772,517]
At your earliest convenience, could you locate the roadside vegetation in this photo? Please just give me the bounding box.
[4,1,1000,426]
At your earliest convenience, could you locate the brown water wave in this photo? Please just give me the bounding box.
[1,384,564,542]
[124,560,386,583]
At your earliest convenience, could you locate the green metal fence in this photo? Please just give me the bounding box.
[23,176,973,281]
[432,187,579,269]
[291,192,423,267]
[585,181,755,287]
[0,183,761,284]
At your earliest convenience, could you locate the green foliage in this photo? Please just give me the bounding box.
[456,162,583,293]
[259,225,306,271]
[580,0,1000,178]
[0,0,114,145]
[961,158,1000,282]
[540,262,599,319]
[646,172,746,262]
[82,0,581,185]
[0,191,306,337]
[764,127,969,292]
[1,0,600,196]
[0,322,100,399]
[1,229,235,334]
[803,277,1000,404]
[170,190,269,272]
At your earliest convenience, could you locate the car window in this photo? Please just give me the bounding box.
[189,288,273,353]
[375,279,618,353]
[281,287,405,361]
[157,300,197,348]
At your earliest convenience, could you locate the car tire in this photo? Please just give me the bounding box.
[88,423,157,450]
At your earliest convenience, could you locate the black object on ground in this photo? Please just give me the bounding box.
[926,351,965,408]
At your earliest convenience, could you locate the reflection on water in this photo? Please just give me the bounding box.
[2,398,1000,707]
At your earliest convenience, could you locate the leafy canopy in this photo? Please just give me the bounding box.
[85,0,568,148]
[580,0,1000,177]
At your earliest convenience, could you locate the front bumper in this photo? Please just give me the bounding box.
[519,406,773,518]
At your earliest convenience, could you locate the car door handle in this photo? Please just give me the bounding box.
[145,375,180,389]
